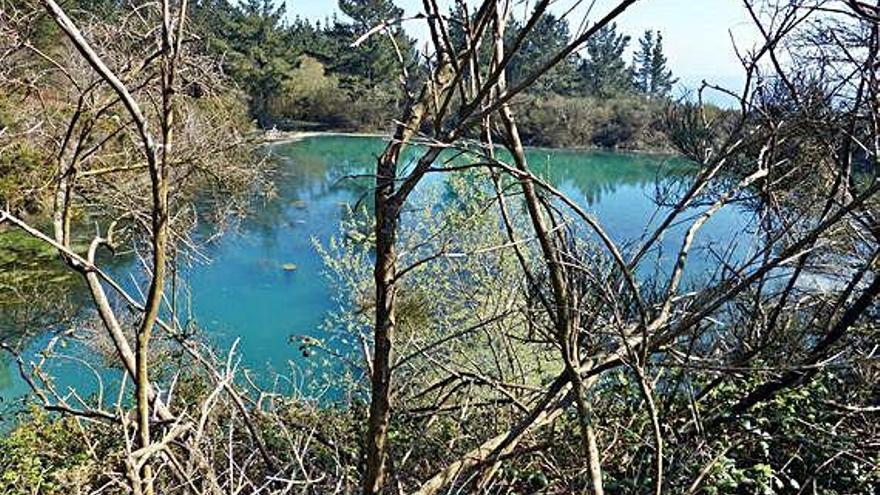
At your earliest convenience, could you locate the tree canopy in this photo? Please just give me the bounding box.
[185,2,676,127]
[633,29,676,97]
[579,22,632,96]
[507,11,580,95]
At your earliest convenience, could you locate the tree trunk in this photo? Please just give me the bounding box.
[364,146,402,495]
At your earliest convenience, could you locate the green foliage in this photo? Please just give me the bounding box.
[271,55,342,118]
[0,229,61,270]
[323,16,414,88]
[339,0,402,28]
[633,30,676,97]
[192,0,299,125]
[336,0,417,84]
[663,99,738,161]
[633,30,654,93]
[0,140,49,213]
[187,0,678,137]
[688,367,880,495]
[188,0,414,130]
[316,165,549,393]
[0,408,107,494]
[186,0,687,141]
[579,22,633,97]
[446,2,490,60]
[507,11,580,95]
[2,0,58,51]
[514,93,670,150]
[648,32,676,96]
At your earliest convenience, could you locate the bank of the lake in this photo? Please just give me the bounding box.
[263,129,678,156]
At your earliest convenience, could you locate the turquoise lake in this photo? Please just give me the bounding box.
[0,135,753,408]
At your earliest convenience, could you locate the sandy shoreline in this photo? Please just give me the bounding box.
[262,130,389,144]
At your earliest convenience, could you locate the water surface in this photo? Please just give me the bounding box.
[0,135,752,407]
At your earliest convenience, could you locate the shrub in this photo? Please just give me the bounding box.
[512,93,671,150]
[0,408,108,495]
[0,140,48,214]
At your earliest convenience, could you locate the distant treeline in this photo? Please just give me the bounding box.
[189,0,687,150]
[2,0,695,150]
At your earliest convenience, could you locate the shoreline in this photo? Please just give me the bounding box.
[261,129,679,157]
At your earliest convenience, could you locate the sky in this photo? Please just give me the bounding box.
[287,0,763,97]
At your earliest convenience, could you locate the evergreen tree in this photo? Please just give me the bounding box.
[191,0,300,125]
[333,0,416,88]
[507,11,580,95]
[446,2,470,51]
[447,2,498,59]
[648,32,676,96]
[288,16,335,60]
[446,3,495,88]
[632,30,654,93]
[632,30,676,97]
[578,22,632,96]
[339,0,402,29]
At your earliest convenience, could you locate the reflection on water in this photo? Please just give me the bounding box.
[0,135,751,406]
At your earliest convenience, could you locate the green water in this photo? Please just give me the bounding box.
[0,135,752,407]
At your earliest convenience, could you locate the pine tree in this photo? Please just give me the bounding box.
[578,22,632,97]
[334,0,416,88]
[507,11,580,95]
[339,0,402,29]
[632,30,654,93]
[648,32,676,97]
[190,0,300,125]
[446,3,495,86]
[631,30,676,98]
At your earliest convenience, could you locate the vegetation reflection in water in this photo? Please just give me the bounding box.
[0,135,750,405]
